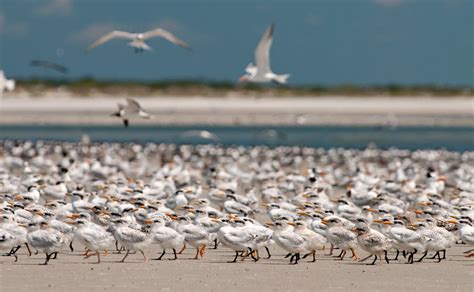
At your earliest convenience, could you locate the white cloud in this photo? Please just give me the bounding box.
[36,0,73,16]
[373,0,405,7]
[68,22,118,43]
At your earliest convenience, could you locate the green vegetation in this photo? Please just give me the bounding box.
[15,77,473,97]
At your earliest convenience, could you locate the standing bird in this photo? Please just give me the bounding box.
[111,98,152,127]
[239,23,290,84]
[0,70,15,98]
[354,226,392,265]
[86,27,191,53]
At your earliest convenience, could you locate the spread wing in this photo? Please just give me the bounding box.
[86,31,136,52]
[126,98,141,113]
[142,28,190,50]
[255,23,274,73]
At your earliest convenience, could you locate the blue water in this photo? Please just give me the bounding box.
[0,125,473,151]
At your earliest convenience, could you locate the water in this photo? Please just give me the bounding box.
[0,125,472,151]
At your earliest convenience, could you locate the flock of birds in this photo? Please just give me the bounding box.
[0,141,473,265]
[0,22,289,100]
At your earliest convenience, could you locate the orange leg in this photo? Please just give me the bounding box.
[178,243,186,254]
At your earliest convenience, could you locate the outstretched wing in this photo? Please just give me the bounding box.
[142,28,190,50]
[254,23,274,73]
[126,98,142,113]
[86,31,136,52]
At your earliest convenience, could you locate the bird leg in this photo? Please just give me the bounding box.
[84,251,95,259]
[264,246,271,259]
[84,249,90,257]
[416,251,428,263]
[284,253,292,258]
[25,243,32,256]
[289,253,295,264]
[249,248,258,262]
[334,249,344,258]
[359,254,373,263]
[393,250,400,261]
[228,251,239,263]
[139,250,148,262]
[120,250,130,263]
[463,249,474,254]
[384,250,390,264]
[291,253,300,265]
[436,251,442,263]
[199,245,207,258]
[177,243,186,254]
[441,249,446,260]
[42,252,52,265]
[339,250,347,260]
[96,251,101,264]
[465,252,474,258]
[104,249,109,256]
[69,241,74,252]
[350,248,359,261]
[326,244,334,256]
[154,249,166,260]
[170,248,178,260]
[193,247,200,259]
[213,239,219,249]
[370,255,378,265]
[50,252,58,259]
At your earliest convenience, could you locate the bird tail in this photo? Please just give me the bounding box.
[273,74,290,84]
[5,80,15,91]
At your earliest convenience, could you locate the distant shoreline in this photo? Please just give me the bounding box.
[10,79,474,98]
[1,95,472,127]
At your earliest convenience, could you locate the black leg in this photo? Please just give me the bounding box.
[289,253,295,264]
[359,254,373,262]
[334,250,344,258]
[394,250,399,260]
[311,251,316,263]
[294,253,300,265]
[249,248,258,262]
[228,251,239,263]
[265,246,271,259]
[69,241,74,252]
[284,253,292,258]
[25,243,32,256]
[156,249,166,260]
[436,251,442,263]
[402,250,407,258]
[416,251,427,263]
[50,252,58,259]
[441,249,446,260]
[370,255,378,265]
[384,251,390,264]
[170,248,177,260]
[42,252,51,265]
[213,239,218,249]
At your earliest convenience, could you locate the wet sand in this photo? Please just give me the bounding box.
[1,96,473,126]
[1,244,472,292]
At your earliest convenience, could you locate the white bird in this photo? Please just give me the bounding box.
[145,217,184,260]
[86,27,190,53]
[291,220,326,262]
[269,220,307,264]
[0,70,15,98]
[72,218,114,263]
[111,98,152,127]
[239,23,290,84]
[176,216,212,259]
[26,221,64,265]
[354,226,393,265]
[322,216,359,261]
[113,218,151,262]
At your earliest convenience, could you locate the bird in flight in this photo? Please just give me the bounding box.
[239,23,290,84]
[86,27,191,53]
[30,60,68,74]
[111,98,152,127]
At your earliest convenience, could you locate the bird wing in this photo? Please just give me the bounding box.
[142,28,190,49]
[254,23,274,73]
[118,227,147,243]
[125,98,142,115]
[30,60,68,74]
[86,31,136,51]
[330,228,356,242]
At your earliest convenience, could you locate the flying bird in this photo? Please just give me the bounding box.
[239,23,290,84]
[30,60,68,74]
[178,130,221,142]
[86,27,191,53]
[111,98,152,127]
[0,70,15,98]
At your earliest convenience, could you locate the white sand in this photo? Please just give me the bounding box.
[1,95,473,126]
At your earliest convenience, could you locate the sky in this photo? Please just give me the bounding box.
[0,0,472,86]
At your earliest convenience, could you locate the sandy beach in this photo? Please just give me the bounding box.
[1,95,473,126]
[1,243,472,292]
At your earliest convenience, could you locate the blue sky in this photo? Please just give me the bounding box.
[0,0,472,86]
